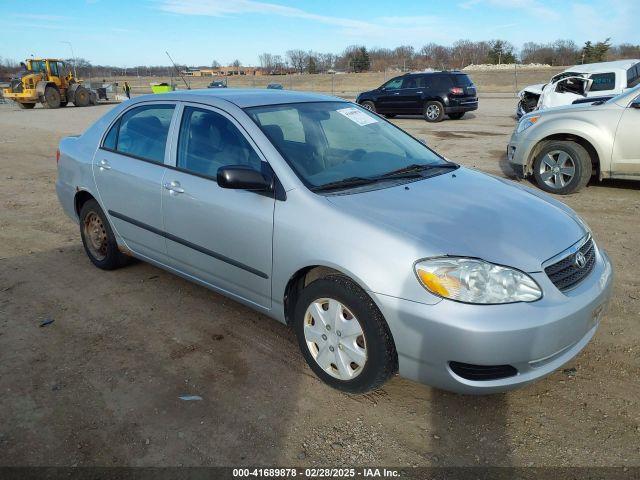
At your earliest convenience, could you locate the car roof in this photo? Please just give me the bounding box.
[565,59,640,73]
[131,88,343,108]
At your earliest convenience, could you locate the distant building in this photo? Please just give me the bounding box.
[181,66,266,77]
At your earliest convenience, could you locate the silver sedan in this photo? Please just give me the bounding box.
[56,89,613,394]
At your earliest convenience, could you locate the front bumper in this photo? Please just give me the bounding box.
[372,247,613,394]
[507,129,536,178]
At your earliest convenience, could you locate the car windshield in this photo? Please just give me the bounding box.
[245,101,450,191]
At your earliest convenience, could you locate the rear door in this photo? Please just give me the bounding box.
[611,93,640,178]
[94,103,177,260]
[394,76,426,113]
[161,103,275,308]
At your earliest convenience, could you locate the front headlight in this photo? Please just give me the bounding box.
[415,257,542,304]
[516,115,540,134]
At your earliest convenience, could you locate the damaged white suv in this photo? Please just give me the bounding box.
[516,60,640,118]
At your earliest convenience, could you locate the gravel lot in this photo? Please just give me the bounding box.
[0,97,638,468]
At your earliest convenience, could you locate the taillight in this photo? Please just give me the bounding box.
[450,87,464,95]
[56,149,60,164]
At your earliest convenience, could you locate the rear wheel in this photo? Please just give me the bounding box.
[360,101,376,113]
[532,141,592,195]
[73,86,91,107]
[448,112,465,120]
[17,102,36,109]
[423,101,444,122]
[79,199,130,270]
[294,275,397,393]
[42,86,61,109]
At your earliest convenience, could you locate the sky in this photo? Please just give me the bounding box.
[0,0,638,67]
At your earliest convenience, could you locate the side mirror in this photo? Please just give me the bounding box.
[631,100,640,109]
[217,165,272,191]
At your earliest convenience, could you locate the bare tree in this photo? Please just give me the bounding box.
[286,49,307,73]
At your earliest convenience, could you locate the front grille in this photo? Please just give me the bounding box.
[449,362,518,381]
[545,238,596,291]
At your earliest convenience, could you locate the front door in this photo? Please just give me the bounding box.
[94,103,177,260]
[375,77,404,113]
[611,94,640,178]
[395,76,426,114]
[162,104,275,308]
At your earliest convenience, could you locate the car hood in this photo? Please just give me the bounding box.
[520,83,545,96]
[326,167,587,272]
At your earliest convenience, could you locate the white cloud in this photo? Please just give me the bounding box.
[156,0,449,41]
[458,0,560,21]
[10,13,69,21]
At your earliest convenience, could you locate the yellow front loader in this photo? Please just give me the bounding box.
[2,58,93,109]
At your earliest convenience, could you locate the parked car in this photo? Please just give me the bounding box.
[207,80,227,88]
[516,59,640,118]
[356,71,478,122]
[56,89,612,394]
[266,83,284,90]
[509,85,640,194]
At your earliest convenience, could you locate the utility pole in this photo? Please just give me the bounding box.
[61,41,77,78]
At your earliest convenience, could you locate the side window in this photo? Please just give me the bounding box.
[590,72,616,92]
[177,107,262,178]
[49,62,59,77]
[428,75,452,91]
[112,105,175,163]
[401,76,424,89]
[628,65,640,88]
[382,77,403,90]
[103,119,119,150]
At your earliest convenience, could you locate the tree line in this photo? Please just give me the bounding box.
[1,38,639,81]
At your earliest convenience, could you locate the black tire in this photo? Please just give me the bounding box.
[79,199,130,270]
[423,100,445,122]
[59,101,68,107]
[17,102,36,109]
[293,275,397,393]
[73,86,91,107]
[384,113,396,119]
[42,86,61,109]
[360,101,376,113]
[532,141,592,195]
[448,112,465,120]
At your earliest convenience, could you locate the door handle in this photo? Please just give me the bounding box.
[163,180,184,194]
[98,159,111,171]
[393,92,400,95]
[417,91,423,93]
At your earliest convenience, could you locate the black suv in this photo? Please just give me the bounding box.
[356,71,478,122]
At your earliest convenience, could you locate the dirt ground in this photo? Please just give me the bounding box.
[0,96,638,469]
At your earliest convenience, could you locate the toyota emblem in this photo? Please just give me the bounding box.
[574,251,587,269]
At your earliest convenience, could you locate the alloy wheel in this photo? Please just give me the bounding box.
[303,298,367,380]
[538,150,576,190]
[425,104,440,120]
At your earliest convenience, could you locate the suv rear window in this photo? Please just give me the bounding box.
[451,74,473,87]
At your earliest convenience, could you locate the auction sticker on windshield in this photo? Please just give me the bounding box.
[337,107,378,126]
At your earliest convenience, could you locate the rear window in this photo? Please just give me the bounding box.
[451,74,473,87]
[590,72,616,92]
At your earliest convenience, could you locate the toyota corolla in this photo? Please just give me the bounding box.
[56,90,613,394]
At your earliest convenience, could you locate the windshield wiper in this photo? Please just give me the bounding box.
[375,163,458,179]
[311,176,378,192]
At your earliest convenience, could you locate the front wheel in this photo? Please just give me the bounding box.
[532,141,592,194]
[42,87,61,109]
[294,275,397,393]
[360,101,376,113]
[73,86,91,107]
[79,199,130,270]
[423,101,444,122]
